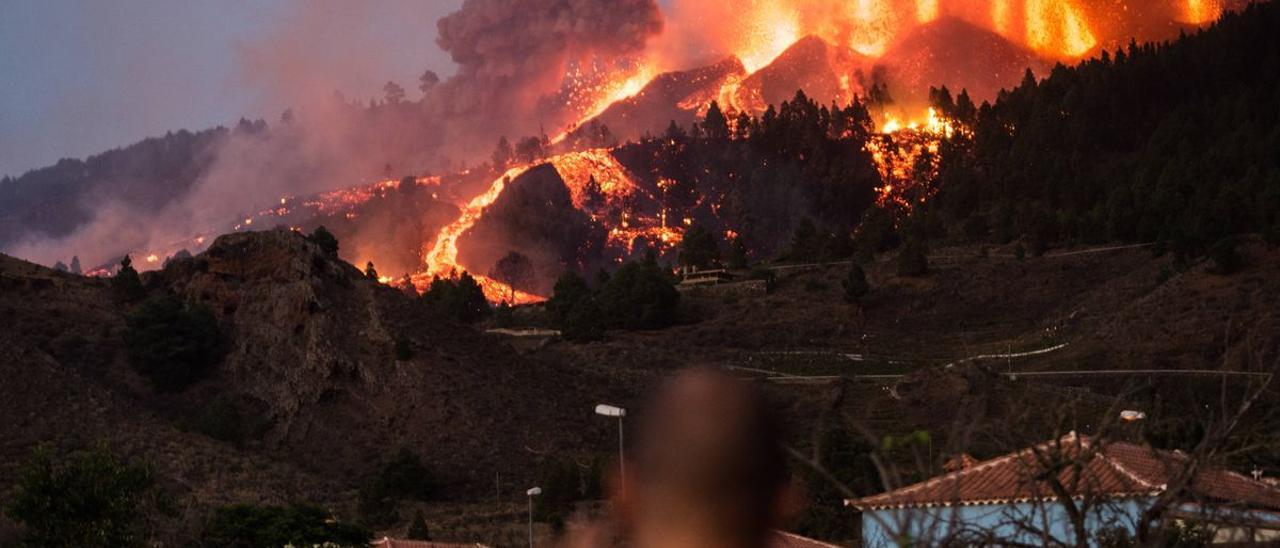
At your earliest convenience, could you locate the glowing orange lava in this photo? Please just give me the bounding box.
[418,165,544,303]
[1182,0,1222,24]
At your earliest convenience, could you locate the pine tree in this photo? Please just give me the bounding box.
[842,264,870,304]
[112,255,145,303]
[492,137,514,171]
[727,237,750,269]
[678,224,720,269]
[703,101,729,141]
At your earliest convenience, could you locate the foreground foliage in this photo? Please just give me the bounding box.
[123,294,224,392]
[201,503,371,547]
[5,445,160,548]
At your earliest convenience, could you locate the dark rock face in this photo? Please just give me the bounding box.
[0,229,614,543]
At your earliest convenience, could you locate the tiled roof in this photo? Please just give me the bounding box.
[372,538,490,548]
[847,433,1280,511]
[378,531,837,547]
[770,530,844,548]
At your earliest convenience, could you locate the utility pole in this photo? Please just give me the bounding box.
[595,404,627,495]
[526,487,541,548]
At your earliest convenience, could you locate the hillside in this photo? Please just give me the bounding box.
[0,229,630,544]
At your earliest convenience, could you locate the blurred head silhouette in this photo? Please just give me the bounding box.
[614,368,789,548]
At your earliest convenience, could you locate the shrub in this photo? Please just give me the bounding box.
[309,226,339,256]
[596,256,680,330]
[202,503,370,547]
[562,298,606,342]
[547,271,592,325]
[394,336,413,361]
[406,511,431,540]
[374,448,439,502]
[421,272,490,323]
[842,264,870,303]
[6,444,157,548]
[123,294,224,392]
[197,395,245,444]
[726,236,750,269]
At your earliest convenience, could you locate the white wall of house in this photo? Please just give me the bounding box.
[860,498,1150,547]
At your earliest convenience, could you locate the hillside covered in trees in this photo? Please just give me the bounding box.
[922,2,1280,256]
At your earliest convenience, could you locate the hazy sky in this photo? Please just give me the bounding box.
[0,0,463,178]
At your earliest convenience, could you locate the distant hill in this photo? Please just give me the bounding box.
[0,127,230,250]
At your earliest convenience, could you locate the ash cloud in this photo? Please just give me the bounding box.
[6,0,663,271]
[431,0,663,150]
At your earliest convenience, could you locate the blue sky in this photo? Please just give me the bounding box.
[0,0,464,178]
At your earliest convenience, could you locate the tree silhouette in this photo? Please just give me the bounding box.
[489,251,536,301]
[492,136,514,171]
[678,223,720,269]
[382,81,406,104]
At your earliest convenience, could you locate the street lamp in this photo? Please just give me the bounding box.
[1120,410,1147,422]
[526,487,541,548]
[595,404,627,493]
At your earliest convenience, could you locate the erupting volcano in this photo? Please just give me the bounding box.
[47,0,1241,305]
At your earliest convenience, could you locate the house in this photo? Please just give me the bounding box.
[845,432,1280,546]
[678,267,737,287]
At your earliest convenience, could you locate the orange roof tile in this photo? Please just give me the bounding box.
[847,433,1280,511]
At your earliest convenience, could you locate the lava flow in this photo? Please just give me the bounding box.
[414,165,545,304]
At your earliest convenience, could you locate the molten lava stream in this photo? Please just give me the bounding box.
[419,165,545,305]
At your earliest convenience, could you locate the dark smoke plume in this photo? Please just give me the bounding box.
[432,0,663,146]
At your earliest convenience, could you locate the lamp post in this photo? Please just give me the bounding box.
[595,404,627,493]
[1120,410,1147,422]
[526,487,541,548]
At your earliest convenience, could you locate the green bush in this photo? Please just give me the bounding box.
[6,444,158,548]
[373,448,439,502]
[202,503,370,547]
[596,256,680,330]
[421,272,490,323]
[562,298,606,342]
[123,294,224,392]
[197,395,245,444]
[842,264,870,303]
[547,271,592,325]
[309,226,339,256]
[358,448,439,528]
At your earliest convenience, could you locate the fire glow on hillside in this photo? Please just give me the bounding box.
[98,0,1233,306]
